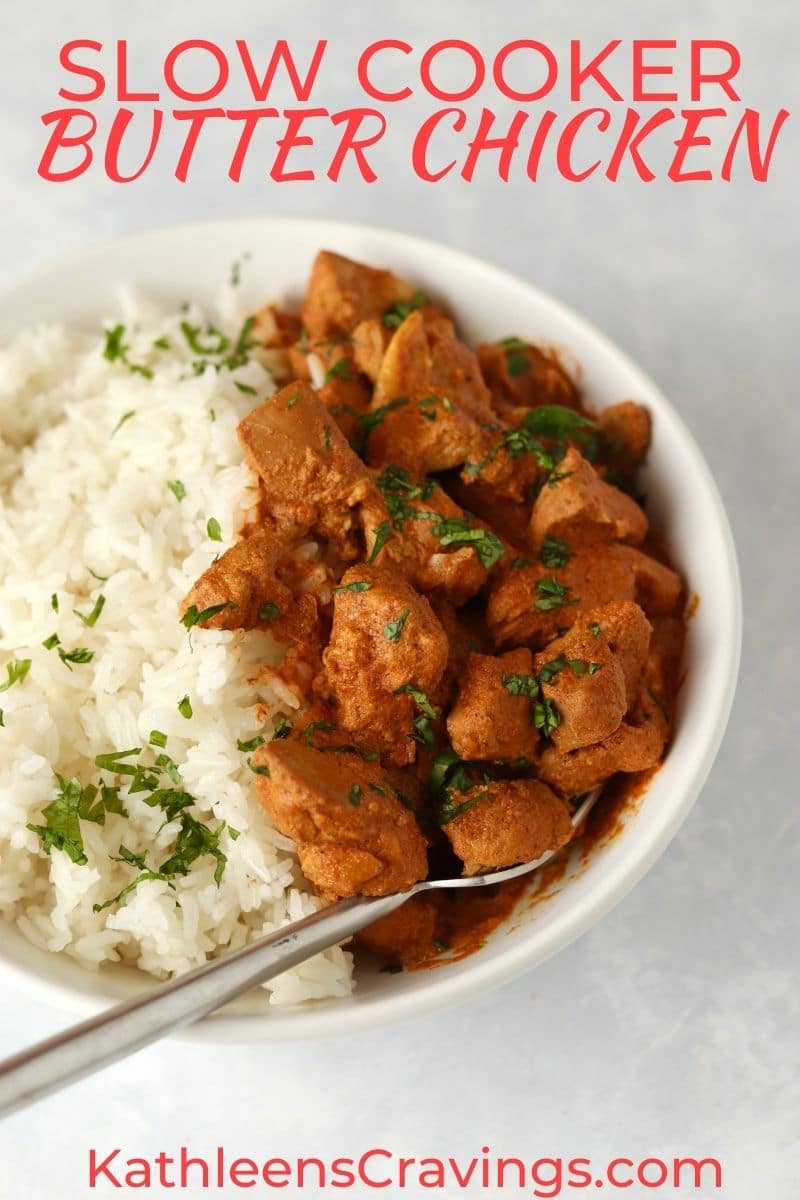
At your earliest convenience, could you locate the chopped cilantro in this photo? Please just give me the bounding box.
[178,695,193,719]
[168,480,186,502]
[367,520,393,563]
[111,410,136,437]
[57,646,94,670]
[357,397,409,441]
[539,535,572,568]
[50,593,59,612]
[382,290,427,329]
[149,730,168,749]
[438,788,488,826]
[74,594,106,628]
[383,609,410,643]
[588,621,602,637]
[272,714,292,740]
[501,673,539,698]
[324,357,352,384]
[533,698,561,738]
[180,321,230,356]
[42,633,61,651]
[258,602,280,621]
[433,519,504,570]
[332,580,373,595]
[237,735,265,753]
[181,601,237,629]
[534,577,579,612]
[207,517,223,542]
[348,784,362,807]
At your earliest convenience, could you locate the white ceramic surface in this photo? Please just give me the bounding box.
[0,217,741,1042]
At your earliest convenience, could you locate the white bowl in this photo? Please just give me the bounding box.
[0,217,741,1041]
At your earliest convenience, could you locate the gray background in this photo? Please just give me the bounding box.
[0,1,797,1197]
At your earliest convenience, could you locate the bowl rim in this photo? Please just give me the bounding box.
[0,214,742,1041]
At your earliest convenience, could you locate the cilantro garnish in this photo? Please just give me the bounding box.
[539,535,572,569]
[383,609,410,643]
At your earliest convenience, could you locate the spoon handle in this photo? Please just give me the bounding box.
[0,891,406,1119]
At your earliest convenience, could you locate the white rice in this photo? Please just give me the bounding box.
[0,291,354,1004]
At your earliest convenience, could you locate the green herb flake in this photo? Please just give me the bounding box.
[539,535,572,569]
[303,719,335,747]
[511,556,531,569]
[234,380,257,396]
[501,672,539,698]
[348,784,362,807]
[0,710,4,727]
[533,698,561,738]
[589,621,602,637]
[437,789,488,826]
[168,480,187,502]
[94,748,141,776]
[88,567,109,582]
[42,633,61,651]
[433,519,504,570]
[383,609,410,643]
[272,714,292,740]
[237,735,265,753]
[536,654,568,685]
[207,517,223,542]
[153,335,170,350]
[181,601,237,630]
[534,577,579,612]
[367,520,393,564]
[258,602,280,621]
[324,357,352,384]
[103,324,128,363]
[357,397,409,440]
[149,730,168,749]
[57,646,94,671]
[433,938,450,953]
[382,290,428,329]
[248,760,271,777]
[111,410,136,437]
[181,321,230,357]
[74,594,106,628]
[506,352,530,378]
[50,593,59,612]
[178,695,193,719]
[333,580,373,595]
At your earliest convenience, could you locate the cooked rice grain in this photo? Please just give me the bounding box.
[0,295,354,1003]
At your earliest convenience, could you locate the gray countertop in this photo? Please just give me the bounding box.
[1,2,797,1196]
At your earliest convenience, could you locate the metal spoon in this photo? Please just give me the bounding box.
[0,791,598,1118]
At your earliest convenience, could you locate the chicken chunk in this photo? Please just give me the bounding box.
[538,689,668,797]
[351,317,393,382]
[356,894,438,961]
[237,382,384,553]
[486,543,680,649]
[442,779,572,875]
[447,648,540,761]
[529,446,648,549]
[623,545,683,616]
[477,339,579,416]
[597,401,651,476]
[252,303,302,349]
[534,601,652,752]
[321,564,449,765]
[364,311,488,473]
[375,466,489,605]
[301,250,418,339]
[179,528,316,641]
[253,739,427,898]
